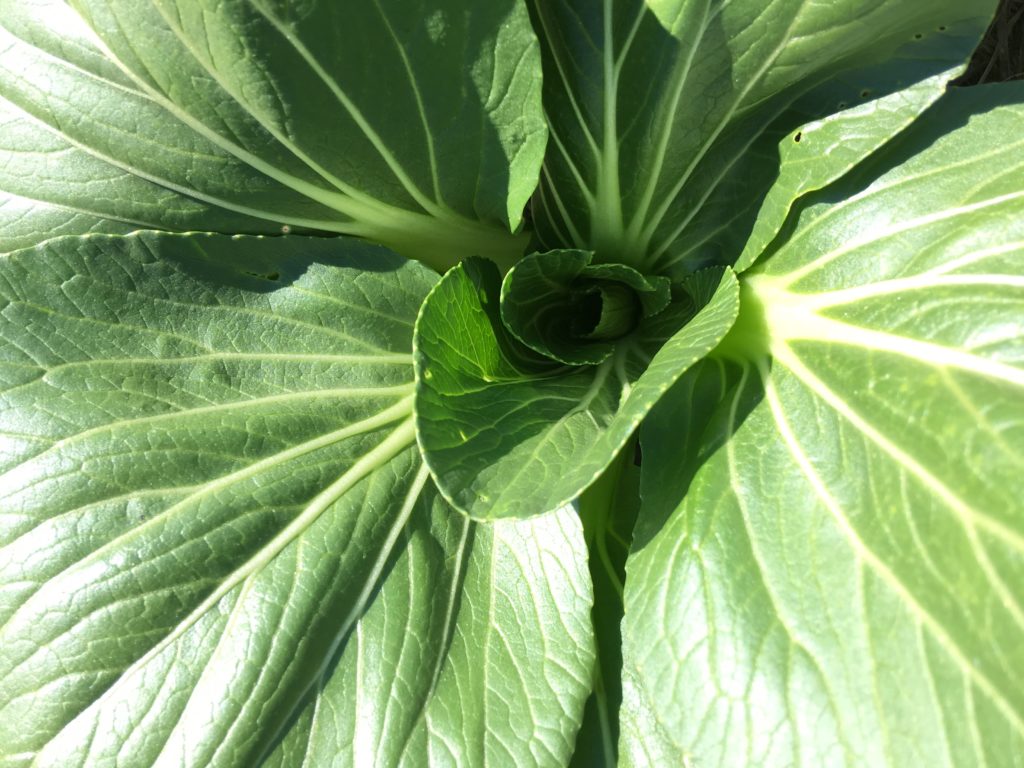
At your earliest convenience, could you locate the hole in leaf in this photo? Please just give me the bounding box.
[243,270,281,282]
[794,131,802,143]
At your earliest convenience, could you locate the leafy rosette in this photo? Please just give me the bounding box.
[1,0,1023,766]
[414,249,739,519]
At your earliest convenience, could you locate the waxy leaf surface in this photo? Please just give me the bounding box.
[0,0,545,267]
[530,0,994,273]
[621,85,1024,768]
[0,233,594,768]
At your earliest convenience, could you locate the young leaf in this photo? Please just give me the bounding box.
[0,232,594,767]
[621,85,1024,767]
[0,0,546,268]
[500,250,671,365]
[529,0,995,270]
[414,251,740,520]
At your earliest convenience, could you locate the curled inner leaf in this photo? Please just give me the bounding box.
[413,249,740,520]
[501,250,672,366]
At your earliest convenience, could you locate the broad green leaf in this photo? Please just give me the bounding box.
[0,232,594,767]
[529,0,995,271]
[0,80,277,251]
[571,447,642,768]
[261,498,594,768]
[0,95,275,256]
[414,253,739,520]
[0,0,546,267]
[713,20,986,275]
[621,85,1024,767]
[0,191,135,255]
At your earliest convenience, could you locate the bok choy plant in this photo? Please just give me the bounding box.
[0,0,1021,766]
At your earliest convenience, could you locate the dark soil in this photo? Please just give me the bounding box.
[956,0,1024,84]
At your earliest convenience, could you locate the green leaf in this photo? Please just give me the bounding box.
[621,85,1024,767]
[571,445,642,768]
[0,232,594,767]
[0,190,135,255]
[693,19,986,276]
[500,250,670,365]
[414,252,739,520]
[0,0,546,268]
[529,0,995,271]
[731,19,987,274]
[261,498,594,768]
